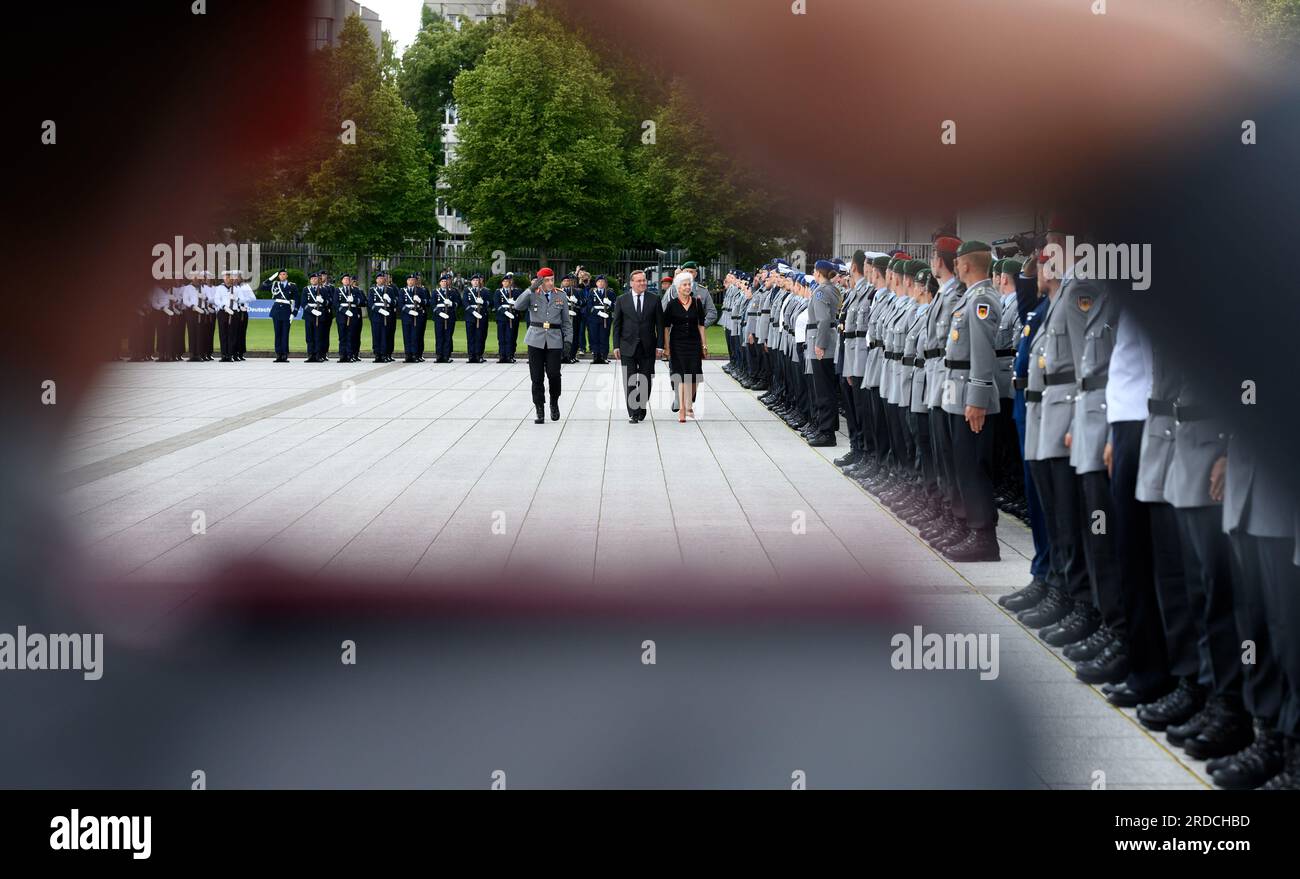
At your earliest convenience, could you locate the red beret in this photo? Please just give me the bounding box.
[934,236,963,255]
[661,275,672,282]
[892,250,910,259]
[536,267,554,278]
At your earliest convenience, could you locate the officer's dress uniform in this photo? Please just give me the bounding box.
[150,286,179,361]
[902,297,934,507]
[920,277,963,536]
[432,284,456,362]
[834,276,870,464]
[181,281,204,362]
[367,280,393,362]
[400,284,425,363]
[234,280,255,360]
[512,285,573,421]
[301,283,330,362]
[994,287,1024,511]
[492,284,520,362]
[212,281,237,361]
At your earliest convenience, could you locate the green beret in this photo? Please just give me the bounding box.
[956,240,992,257]
[1000,258,1023,276]
[909,258,929,277]
[872,255,891,271]
[991,258,1005,275]
[887,258,904,273]
[916,267,933,287]
[680,260,698,270]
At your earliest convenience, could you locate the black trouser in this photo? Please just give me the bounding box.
[812,357,838,434]
[1254,535,1300,736]
[216,311,233,359]
[621,350,654,420]
[793,345,809,416]
[931,406,958,513]
[1109,420,1170,692]
[910,408,935,490]
[528,345,562,406]
[1228,531,1283,724]
[186,311,203,360]
[1031,457,1091,605]
[1149,501,1198,680]
[995,403,1021,496]
[869,388,891,467]
[1078,470,1125,634]
[272,316,290,358]
[840,375,860,448]
[948,410,997,531]
[1174,507,1243,702]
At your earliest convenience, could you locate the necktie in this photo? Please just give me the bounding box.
[546,292,551,305]
[636,294,641,314]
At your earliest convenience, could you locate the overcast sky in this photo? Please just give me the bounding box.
[362,0,425,54]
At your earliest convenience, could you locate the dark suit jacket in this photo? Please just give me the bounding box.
[611,290,664,357]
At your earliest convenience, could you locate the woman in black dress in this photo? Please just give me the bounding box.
[663,272,708,422]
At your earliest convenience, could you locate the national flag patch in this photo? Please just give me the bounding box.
[1078,295,1093,313]
[976,303,990,320]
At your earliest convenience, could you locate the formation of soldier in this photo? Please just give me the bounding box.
[126,266,690,366]
[721,219,1300,790]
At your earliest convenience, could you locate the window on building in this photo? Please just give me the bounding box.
[312,18,333,51]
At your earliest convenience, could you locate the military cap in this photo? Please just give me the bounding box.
[934,236,963,255]
[471,272,483,280]
[595,274,606,281]
[991,258,1006,275]
[813,258,837,275]
[887,258,905,273]
[680,260,698,270]
[537,267,554,278]
[310,271,321,277]
[504,272,515,279]
[1000,258,1023,275]
[956,240,992,256]
[916,267,933,286]
[872,255,891,271]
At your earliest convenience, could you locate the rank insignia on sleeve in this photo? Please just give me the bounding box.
[976,303,990,320]
[1078,295,1093,312]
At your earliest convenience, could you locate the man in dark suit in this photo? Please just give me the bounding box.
[611,269,664,423]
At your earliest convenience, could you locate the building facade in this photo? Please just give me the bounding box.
[310,0,383,50]
[833,202,1038,256]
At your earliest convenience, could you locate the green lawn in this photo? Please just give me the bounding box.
[238,320,730,356]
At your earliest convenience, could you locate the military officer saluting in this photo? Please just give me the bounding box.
[511,268,572,423]
[368,271,395,363]
[263,268,297,363]
[940,240,1003,562]
[491,273,520,363]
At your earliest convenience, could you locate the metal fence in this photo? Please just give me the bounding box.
[837,242,934,260]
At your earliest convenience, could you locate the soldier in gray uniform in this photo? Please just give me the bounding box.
[894,265,937,525]
[805,260,842,447]
[939,241,1002,563]
[847,256,890,481]
[511,268,572,424]
[834,252,872,468]
[993,259,1026,517]
[919,239,966,544]
[860,259,900,489]
[1214,431,1300,789]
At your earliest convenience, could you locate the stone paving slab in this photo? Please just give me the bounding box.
[56,358,1217,789]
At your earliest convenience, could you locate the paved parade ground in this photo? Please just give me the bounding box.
[57,358,1214,788]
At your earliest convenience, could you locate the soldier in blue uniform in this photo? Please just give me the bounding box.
[317,271,337,361]
[411,273,430,361]
[432,272,457,362]
[491,273,520,363]
[587,275,615,364]
[368,271,395,363]
[462,272,489,363]
[300,272,328,362]
[399,274,423,363]
[262,268,297,362]
[335,274,364,362]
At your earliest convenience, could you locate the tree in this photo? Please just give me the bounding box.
[399,14,499,186]
[443,6,631,258]
[236,16,438,256]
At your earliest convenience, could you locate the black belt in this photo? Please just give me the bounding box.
[1044,370,1076,386]
[1080,373,1109,392]
[996,348,1016,357]
[760,310,770,314]
[529,321,558,329]
[1014,376,1029,390]
[870,340,884,349]
[1175,404,1209,422]
[885,352,902,361]
[924,348,943,359]
[1025,390,1043,402]
[903,356,921,367]
[806,322,819,330]
[944,359,970,370]
[1147,398,1175,417]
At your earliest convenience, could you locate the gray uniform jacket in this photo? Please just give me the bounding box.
[839,278,869,374]
[926,278,962,410]
[782,295,802,359]
[849,284,875,378]
[1032,290,1076,460]
[1223,434,1293,538]
[1163,374,1228,509]
[885,298,915,405]
[941,279,1001,417]
[864,290,896,389]
[994,290,1021,400]
[903,302,930,412]
[1063,277,1115,474]
[811,282,841,357]
[513,289,573,350]
[1135,337,1179,503]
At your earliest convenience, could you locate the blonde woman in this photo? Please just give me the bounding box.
[662,271,707,422]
